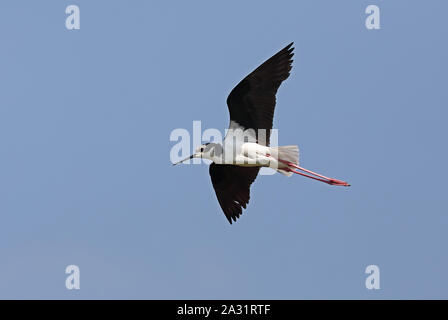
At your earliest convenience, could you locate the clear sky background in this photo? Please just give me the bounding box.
[0,0,447,299]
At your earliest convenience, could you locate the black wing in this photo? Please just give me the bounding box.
[226,42,294,145]
[209,163,260,224]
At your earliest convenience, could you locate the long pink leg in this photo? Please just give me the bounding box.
[278,159,350,187]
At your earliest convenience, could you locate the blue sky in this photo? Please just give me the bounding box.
[0,0,447,299]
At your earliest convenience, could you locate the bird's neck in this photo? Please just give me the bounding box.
[208,142,225,164]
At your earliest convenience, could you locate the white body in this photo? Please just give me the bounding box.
[200,121,299,176]
[211,142,273,167]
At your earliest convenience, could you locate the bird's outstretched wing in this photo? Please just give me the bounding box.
[226,42,294,146]
[209,163,260,224]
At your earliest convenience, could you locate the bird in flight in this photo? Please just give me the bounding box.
[174,43,350,224]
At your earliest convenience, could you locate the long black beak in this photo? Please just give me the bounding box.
[172,154,194,166]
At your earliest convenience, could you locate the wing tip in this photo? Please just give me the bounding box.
[280,42,295,64]
[284,42,295,53]
[225,209,242,225]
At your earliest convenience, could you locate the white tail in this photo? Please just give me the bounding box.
[271,145,299,177]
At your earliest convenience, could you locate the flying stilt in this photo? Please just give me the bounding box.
[174,42,350,224]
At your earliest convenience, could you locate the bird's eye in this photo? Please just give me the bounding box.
[200,147,204,152]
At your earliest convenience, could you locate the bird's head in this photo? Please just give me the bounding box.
[194,143,211,157]
[173,143,220,165]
